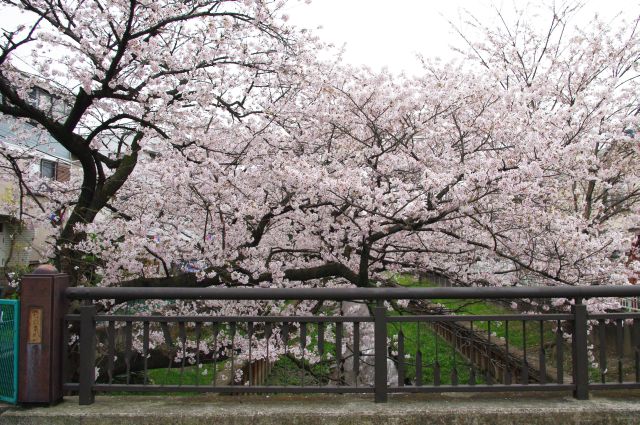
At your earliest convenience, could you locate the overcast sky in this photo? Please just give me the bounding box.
[0,0,637,76]
[285,0,638,75]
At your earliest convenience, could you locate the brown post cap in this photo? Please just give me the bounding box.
[31,264,60,275]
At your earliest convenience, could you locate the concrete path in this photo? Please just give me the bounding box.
[1,392,640,425]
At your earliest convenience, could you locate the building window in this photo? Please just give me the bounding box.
[40,159,57,179]
[28,88,39,108]
[27,87,68,121]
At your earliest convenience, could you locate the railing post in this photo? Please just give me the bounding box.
[572,299,589,400]
[79,303,97,405]
[374,299,388,403]
[18,265,69,405]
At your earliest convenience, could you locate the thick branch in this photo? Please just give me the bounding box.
[117,262,362,288]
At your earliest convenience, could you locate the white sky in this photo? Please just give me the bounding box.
[285,0,639,75]
[0,0,637,76]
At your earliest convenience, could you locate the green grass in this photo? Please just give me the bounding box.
[258,322,481,387]
[263,355,329,386]
[387,319,483,385]
[98,361,230,396]
[393,274,556,351]
[146,361,228,386]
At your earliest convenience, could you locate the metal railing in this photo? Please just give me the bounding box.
[63,286,640,404]
[0,300,19,404]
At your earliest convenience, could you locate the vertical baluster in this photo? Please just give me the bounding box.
[195,322,202,386]
[572,301,589,400]
[504,321,511,385]
[248,322,254,386]
[178,322,186,386]
[107,321,115,385]
[416,322,423,387]
[78,304,96,406]
[212,322,219,386]
[125,321,132,385]
[521,320,528,384]
[317,322,324,387]
[616,319,624,383]
[63,320,70,386]
[161,321,174,379]
[556,320,564,384]
[335,322,343,385]
[539,320,547,384]
[211,322,220,387]
[634,319,640,383]
[599,319,607,383]
[353,322,360,386]
[230,322,237,384]
[485,321,492,385]
[317,322,325,359]
[468,321,476,386]
[161,321,173,347]
[300,322,307,387]
[373,300,388,403]
[397,328,405,387]
[279,321,289,386]
[143,321,150,385]
[282,322,290,354]
[415,349,423,387]
[451,327,458,386]
[265,322,272,378]
[434,326,441,386]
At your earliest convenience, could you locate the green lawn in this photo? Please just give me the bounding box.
[393,274,556,351]
[387,319,483,385]
[146,361,228,386]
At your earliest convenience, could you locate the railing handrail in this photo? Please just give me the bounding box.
[66,284,640,301]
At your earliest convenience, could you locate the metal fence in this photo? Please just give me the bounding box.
[0,299,19,404]
[63,286,640,404]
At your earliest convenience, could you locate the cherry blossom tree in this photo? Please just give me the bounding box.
[3,1,637,296]
[82,6,640,298]
[0,0,315,282]
[447,3,640,290]
[1,0,639,379]
[0,2,640,300]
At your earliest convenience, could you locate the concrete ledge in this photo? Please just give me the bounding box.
[2,392,640,425]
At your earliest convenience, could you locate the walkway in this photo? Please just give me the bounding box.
[1,392,639,424]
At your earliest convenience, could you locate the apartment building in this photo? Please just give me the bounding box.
[0,86,75,270]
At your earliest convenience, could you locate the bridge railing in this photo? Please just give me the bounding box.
[0,299,19,404]
[63,286,640,405]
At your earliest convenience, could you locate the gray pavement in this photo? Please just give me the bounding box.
[1,392,640,424]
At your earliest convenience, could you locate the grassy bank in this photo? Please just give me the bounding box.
[393,274,556,350]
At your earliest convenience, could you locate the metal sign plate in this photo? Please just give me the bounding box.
[28,307,43,344]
